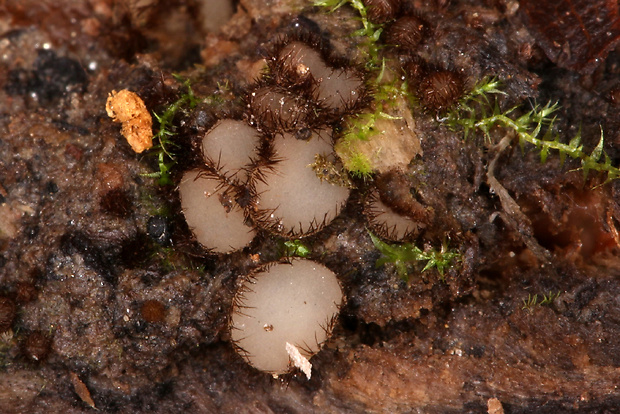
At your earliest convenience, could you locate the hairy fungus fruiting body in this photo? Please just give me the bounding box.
[366,191,425,241]
[365,169,429,241]
[273,41,365,112]
[273,41,325,88]
[202,119,261,183]
[362,0,401,23]
[375,168,425,217]
[250,131,350,236]
[179,170,255,253]
[418,69,464,112]
[178,34,364,252]
[22,331,52,362]
[385,15,428,50]
[230,259,343,378]
[317,68,365,111]
[248,86,317,132]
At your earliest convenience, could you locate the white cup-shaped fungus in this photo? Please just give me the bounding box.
[279,41,328,81]
[251,131,350,236]
[318,68,364,110]
[202,119,261,183]
[179,170,256,253]
[277,41,363,111]
[230,259,343,378]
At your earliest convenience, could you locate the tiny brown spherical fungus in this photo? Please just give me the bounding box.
[202,119,261,183]
[250,131,350,237]
[362,0,401,23]
[140,299,166,323]
[418,69,464,112]
[23,331,52,362]
[248,86,317,133]
[179,170,256,253]
[16,282,37,303]
[385,15,428,50]
[230,259,343,379]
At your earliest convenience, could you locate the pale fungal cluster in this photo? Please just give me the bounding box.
[176,35,428,378]
[176,37,363,377]
[178,119,260,254]
[179,36,366,252]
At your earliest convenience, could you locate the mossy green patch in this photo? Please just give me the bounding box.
[446,77,620,184]
[369,230,461,282]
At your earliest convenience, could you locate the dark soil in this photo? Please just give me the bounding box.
[0,0,619,413]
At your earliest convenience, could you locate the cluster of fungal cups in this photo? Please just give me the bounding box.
[180,37,366,251]
[179,31,436,377]
[178,37,365,378]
